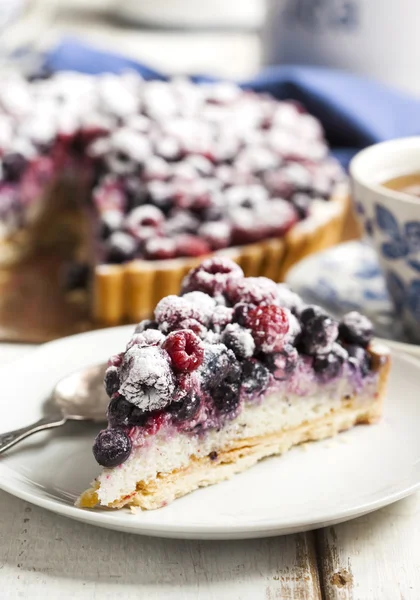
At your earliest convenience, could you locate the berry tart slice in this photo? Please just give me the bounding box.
[77,258,390,510]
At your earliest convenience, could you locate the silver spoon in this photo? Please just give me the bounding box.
[0,363,109,454]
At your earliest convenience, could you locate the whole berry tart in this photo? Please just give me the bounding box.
[0,71,347,326]
[77,257,390,510]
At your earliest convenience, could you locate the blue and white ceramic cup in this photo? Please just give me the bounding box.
[350,137,420,343]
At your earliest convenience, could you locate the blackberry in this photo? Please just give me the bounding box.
[107,395,133,427]
[93,429,131,467]
[213,381,241,414]
[265,344,298,380]
[347,345,372,377]
[339,312,373,348]
[169,391,201,422]
[299,306,338,355]
[313,351,344,381]
[241,359,270,395]
[104,366,120,398]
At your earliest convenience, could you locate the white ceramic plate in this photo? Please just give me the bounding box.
[0,326,419,540]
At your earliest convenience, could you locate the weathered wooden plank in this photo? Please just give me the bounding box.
[0,490,322,599]
[316,493,420,600]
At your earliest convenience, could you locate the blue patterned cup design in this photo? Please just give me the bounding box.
[350,137,420,343]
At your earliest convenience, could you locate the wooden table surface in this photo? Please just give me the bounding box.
[0,343,419,599]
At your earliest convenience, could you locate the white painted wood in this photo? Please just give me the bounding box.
[317,493,420,600]
[0,491,321,599]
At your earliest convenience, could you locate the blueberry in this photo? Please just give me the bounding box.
[106,232,137,264]
[313,351,344,381]
[347,345,372,377]
[2,153,27,182]
[232,302,256,327]
[107,395,132,426]
[241,359,270,395]
[202,346,235,389]
[169,391,200,422]
[93,429,132,467]
[339,312,373,348]
[265,344,298,380]
[213,381,241,414]
[221,324,255,359]
[291,193,311,219]
[298,306,338,355]
[104,367,120,398]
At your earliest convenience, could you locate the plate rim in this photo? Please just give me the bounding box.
[1,326,420,539]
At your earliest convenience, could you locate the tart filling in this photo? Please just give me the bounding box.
[77,257,390,510]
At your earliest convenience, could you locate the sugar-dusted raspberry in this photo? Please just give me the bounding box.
[241,359,270,396]
[176,318,207,338]
[129,329,165,349]
[266,199,299,237]
[144,237,176,260]
[134,319,159,333]
[107,352,124,368]
[118,346,175,411]
[181,257,244,297]
[265,344,298,380]
[210,305,234,332]
[175,234,211,258]
[163,330,204,373]
[93,429,131,468]
[198,221,231,250]
[246,305,290,352]
[104,366,120,397]
[299,306,338,355]
[155,292,215,331]
[155,295,201,330]
[226,276,279,306]
[338,311,373,348]
[221,323,255,359]
[125,205,164,233]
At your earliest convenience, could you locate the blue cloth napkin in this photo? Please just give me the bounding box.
[41,38,420,169]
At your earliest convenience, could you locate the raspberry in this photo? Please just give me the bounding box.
[226,277,279,306]
[265,344,298,380]
[104,366,120,397]
[107,352,124,367]
[155,292,214,331]
[299,306,338,355]
[181,257,243,297]
[126,329,165,349]
[93,429,131,467]
[221,323,255,359]
[210,305,234,332]
[144,237,176,260]
[176,318,207,338]
[246,305,290,352]
[276,284,303,313]
[198,221,231,250]
[175,234,211,258]
[118,346,175,411]
[241,359,270,396]
[163,330,204,373]
[134,319,158,333]
[338,312,373,348]
[105,231,137,264]
[125,205,164,232]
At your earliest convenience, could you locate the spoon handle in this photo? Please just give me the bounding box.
[0,414,66,454]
